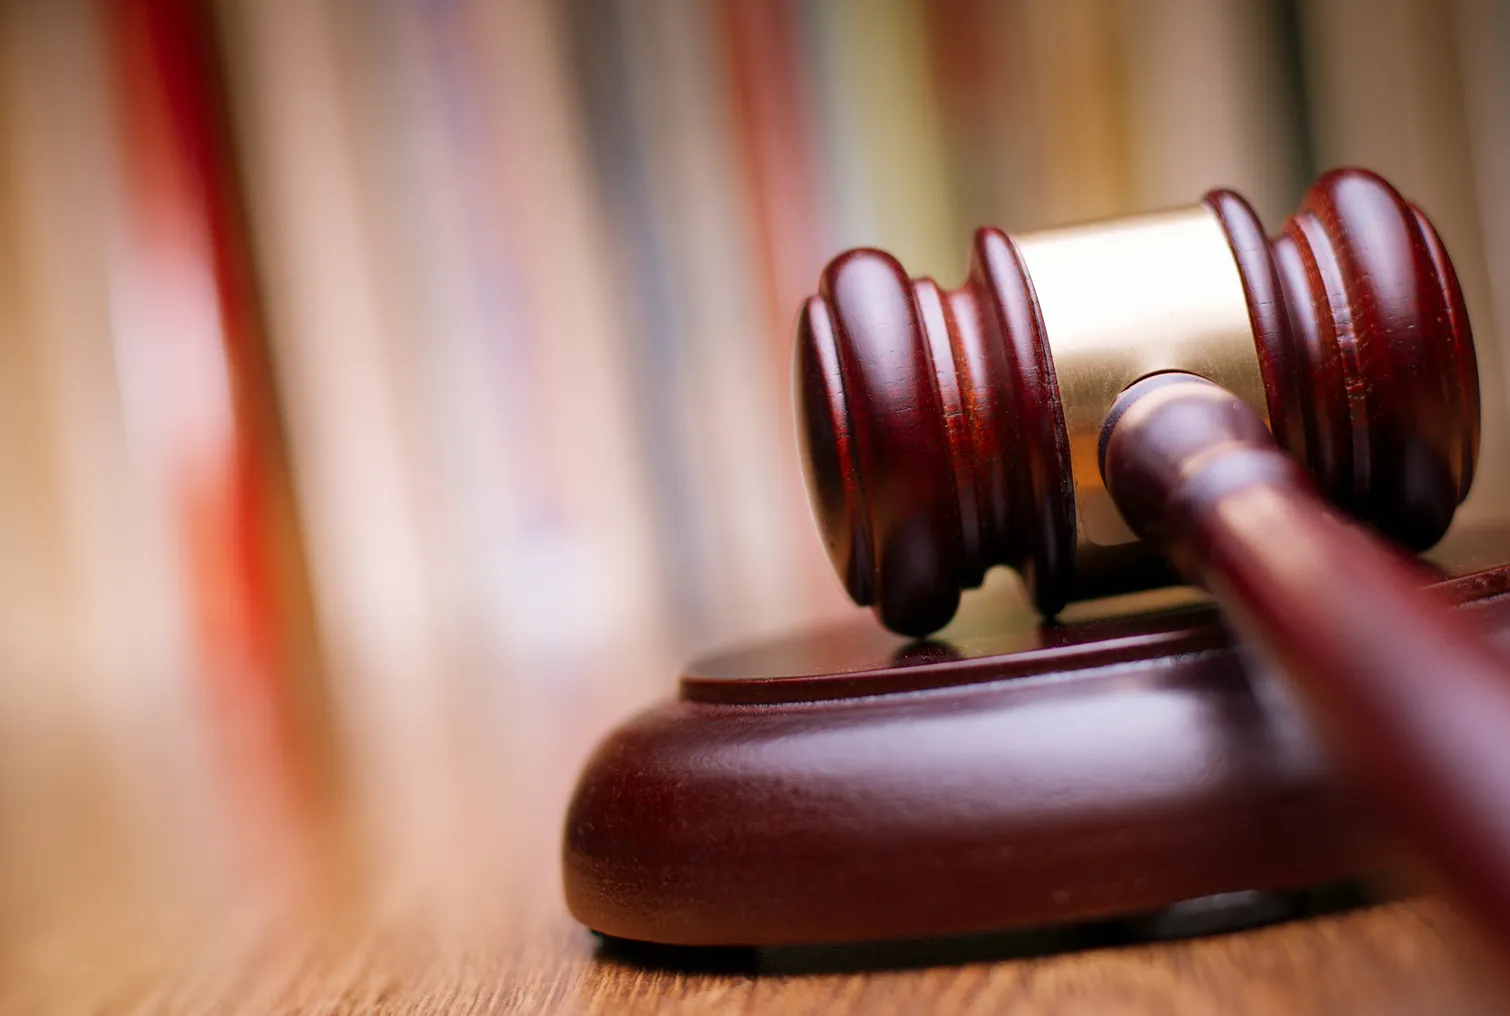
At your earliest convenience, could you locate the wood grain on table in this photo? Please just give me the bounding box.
[0,638,1501,1015]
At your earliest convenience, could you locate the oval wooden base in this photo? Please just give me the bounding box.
[563,564,1510,947]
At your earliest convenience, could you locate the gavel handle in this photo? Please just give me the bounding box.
[1101,372,1510,956]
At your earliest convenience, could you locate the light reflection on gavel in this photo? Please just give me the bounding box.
[795,168,1510,963]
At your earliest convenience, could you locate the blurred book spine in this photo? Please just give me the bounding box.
[372,0,666,663]
[561,0,705,638]
[0,1,151,690]
[9,0,1506,705]
[462,0,669,661]
[717,0,856,618]
[106,0,330,852]
[804,0,962,279]
[214,0,446,697]
[1455,0,1510,516]
[1120,0,1308,223]
[563,0,824,645]
[1020,0,1134,225]
[0,0,327,877]
[107,0,320,709]
[925,0,1043,233]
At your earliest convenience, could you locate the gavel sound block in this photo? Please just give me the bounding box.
[563,169,1510,949]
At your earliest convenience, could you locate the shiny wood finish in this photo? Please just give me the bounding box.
[1207,174,1479,545]
[1101,372,1510,966]
[563,556,1510,948]
[568,609,1366,947]
[796,168,1477,635]
[562,165,1501,952]
[796,233,1072,636]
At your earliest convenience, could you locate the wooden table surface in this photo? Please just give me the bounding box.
[0,635,1503,1015]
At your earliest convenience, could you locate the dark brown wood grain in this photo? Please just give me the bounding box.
[1101,372,1510,967]
[563,166,1507,956]
[566,622,1367,947]
[1206,170,1479,546]
[798,169,1477,636]
[562,553,1510,948]
[795,227,1073,635]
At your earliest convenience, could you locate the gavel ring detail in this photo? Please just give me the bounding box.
[796,168,1480,636]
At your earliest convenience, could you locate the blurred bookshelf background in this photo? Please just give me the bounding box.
[2,0,1510,994]
[3,0,1510,818]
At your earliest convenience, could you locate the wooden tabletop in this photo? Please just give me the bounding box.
[0,638,1503,1015]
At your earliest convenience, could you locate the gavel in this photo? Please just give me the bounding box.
[795,169,1510,959]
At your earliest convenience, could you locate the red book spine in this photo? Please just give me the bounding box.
[106,0,322,836]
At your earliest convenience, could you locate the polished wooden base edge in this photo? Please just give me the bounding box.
[563,567,1510,947]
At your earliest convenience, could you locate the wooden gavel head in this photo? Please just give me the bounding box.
[795,168,1480,636]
